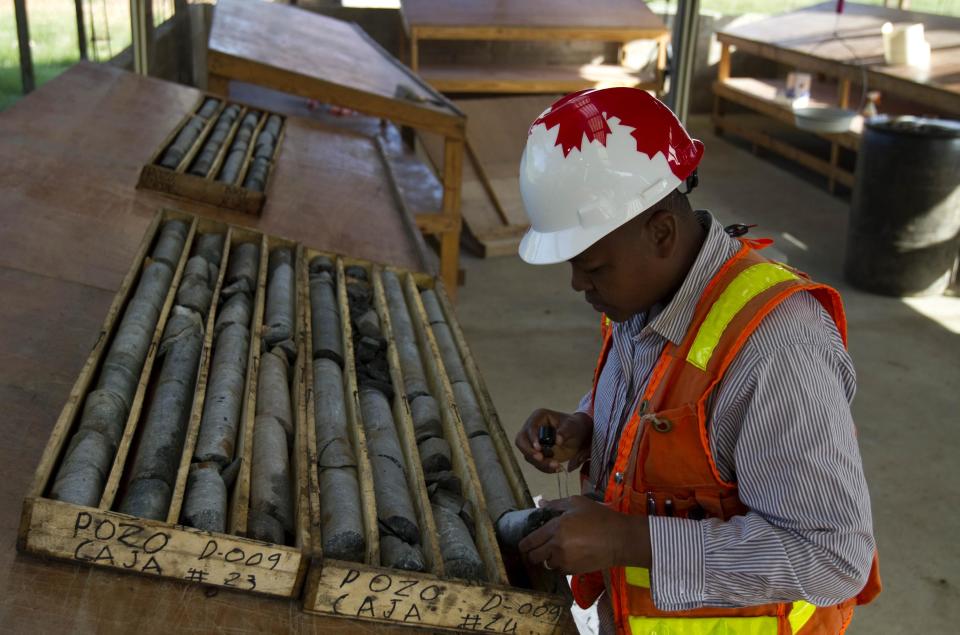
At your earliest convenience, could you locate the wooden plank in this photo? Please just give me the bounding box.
[713,114,855,188]
[401,0,667,38]
[440,138,464,300]
[412,25,668,41]
[207,0,463,136]
[306,560,569,634]
[419,63,658,93]
[713,78,862,150]
[21,497,302,597]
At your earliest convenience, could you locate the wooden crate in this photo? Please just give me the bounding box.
[137,97,287,215]
[18,209,310,598]
[300,251,573,633]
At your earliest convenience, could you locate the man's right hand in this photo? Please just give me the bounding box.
[516,409,593,474]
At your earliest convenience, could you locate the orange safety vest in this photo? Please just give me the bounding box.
[571,239,881,635]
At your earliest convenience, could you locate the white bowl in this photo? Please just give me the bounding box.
[794,106,857,134]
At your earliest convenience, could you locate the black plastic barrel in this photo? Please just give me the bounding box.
[845,116,960,296]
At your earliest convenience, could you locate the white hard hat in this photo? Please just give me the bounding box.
[518,88,704,264]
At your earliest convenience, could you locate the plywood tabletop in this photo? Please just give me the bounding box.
[208,0,461,132]
[717,2,960,109]
[400,0,668,38]
[0,62,437,633]
[0,62,430,292]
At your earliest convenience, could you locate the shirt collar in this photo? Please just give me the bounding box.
[615,211,741,346]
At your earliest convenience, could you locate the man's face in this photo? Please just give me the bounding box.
[568,209,678,322]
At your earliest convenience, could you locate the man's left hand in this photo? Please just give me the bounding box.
[518,496,652,574]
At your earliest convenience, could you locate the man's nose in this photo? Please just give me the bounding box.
[570,266,593,293]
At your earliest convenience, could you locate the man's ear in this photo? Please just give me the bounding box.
[643,209,677,257]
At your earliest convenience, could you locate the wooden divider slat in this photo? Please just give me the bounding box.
[291,244,311,550]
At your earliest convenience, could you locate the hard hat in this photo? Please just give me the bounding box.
[518,87,705,265]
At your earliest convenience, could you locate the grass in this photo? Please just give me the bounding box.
[0,0,135,110]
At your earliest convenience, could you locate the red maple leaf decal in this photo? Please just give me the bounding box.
[529,87,703,179]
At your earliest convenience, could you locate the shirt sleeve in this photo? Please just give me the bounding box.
[648,343,875,611]
[575,390,594,418]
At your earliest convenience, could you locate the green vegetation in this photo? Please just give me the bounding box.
[0,0,133,110]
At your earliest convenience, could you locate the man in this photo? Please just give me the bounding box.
[513,88,880,634]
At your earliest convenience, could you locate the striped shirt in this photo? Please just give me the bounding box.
[577,212,875,627]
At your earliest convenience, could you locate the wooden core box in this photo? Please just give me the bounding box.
[300,255,572,633]
[19,210,309,597]
[138,97,287,215]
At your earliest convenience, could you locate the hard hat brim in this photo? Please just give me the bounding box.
[518,222,616,265]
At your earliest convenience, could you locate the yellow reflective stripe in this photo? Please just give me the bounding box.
[687,263,798,370]
[628,615,778,635]
[788,600,816,633]
[624,566,650,588]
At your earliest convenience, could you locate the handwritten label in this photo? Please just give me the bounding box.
[316,566,565,634]
[26,500,300,597]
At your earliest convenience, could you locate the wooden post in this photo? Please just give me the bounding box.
[717,41,731,82]
[130,0,150,75]
[75,0,88,60]
[14,0,35,94]
[410,31,419,72]
[656,36,668,97]
[440,137,463,299]
[829,78,852,194]
[713,42,732,135]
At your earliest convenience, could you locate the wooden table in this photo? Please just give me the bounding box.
[0,62,432,634]
[713,2,960,192]
[400,0,670,93]
[206,0,465,295]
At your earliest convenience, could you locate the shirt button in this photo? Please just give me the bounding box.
[614,472,624,484]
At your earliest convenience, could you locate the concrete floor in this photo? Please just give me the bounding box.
[454,116,960,634]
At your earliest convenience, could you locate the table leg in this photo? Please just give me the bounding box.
[713,42,731,135]
[830,78,852,194]
[440,137,463,299]
[410,32,419,73]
